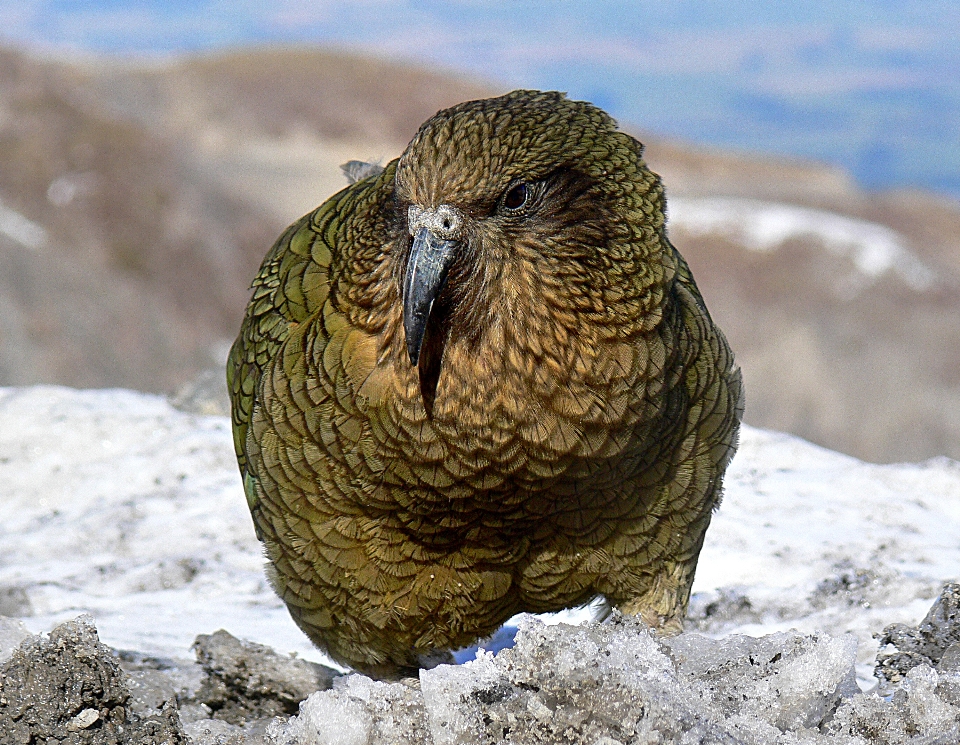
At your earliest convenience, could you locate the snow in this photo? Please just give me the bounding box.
[0,385,328,667]
[668,196,936,293]
[1,383,959,700]
[0,196,47,250]
[273,619,901,744]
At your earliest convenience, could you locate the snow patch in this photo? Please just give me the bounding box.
[668,196,936,293]
[0,197,47,249]
[0,384,959,698]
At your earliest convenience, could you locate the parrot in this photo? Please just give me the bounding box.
[227,89,744,678]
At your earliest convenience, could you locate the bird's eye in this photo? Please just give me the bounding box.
[502,182,528,211]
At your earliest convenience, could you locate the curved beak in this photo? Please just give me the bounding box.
[402,227,460,366]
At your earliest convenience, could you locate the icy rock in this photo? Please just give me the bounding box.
[217,613,960,744]
[665,629,859,731]
[436,615,713,744]
[271,674,429,745]
[420,649,506,744]
[829,664,960,743]
[190,628,340,725]
[0,615,31,663]
[0,614,186,743]
[416,613,854,744]
[271,614,867,744]
[499,615,709,742]
[875,583,960,693]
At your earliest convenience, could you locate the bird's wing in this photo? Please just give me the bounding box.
[226,179,364,511]
[668,236,744,476]
[665,237,710,318]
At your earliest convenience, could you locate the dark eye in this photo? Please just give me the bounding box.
[502,182,528,211]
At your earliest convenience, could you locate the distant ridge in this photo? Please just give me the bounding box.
[0,45,957,463]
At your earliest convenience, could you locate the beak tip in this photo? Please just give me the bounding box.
[405,332,422,367]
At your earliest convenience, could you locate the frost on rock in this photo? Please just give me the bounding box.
[0,615,186,744]
[274,614,868,744]
[875,583,960,694]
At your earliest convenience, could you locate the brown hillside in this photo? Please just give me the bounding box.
[0,46,495,392]
[0,45,957,463]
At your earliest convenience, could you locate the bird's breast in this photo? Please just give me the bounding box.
[352,326,658,507]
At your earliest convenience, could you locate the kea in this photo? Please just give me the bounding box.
[227,90,743,678]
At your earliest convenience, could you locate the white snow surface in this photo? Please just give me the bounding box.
[0,196,47,250]
[1,385,959,690]
[668,196,936,293]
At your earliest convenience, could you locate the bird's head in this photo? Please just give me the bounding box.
[391,90,671,400]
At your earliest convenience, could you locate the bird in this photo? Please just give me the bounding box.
[227,90,743,679]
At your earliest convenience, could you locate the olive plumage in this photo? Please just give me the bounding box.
[227,90,743,678]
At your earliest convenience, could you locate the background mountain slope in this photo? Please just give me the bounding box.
[0,45,957,463]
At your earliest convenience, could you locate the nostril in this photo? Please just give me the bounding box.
[442,219,451,230]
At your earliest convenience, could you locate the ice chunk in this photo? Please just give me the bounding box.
[256,606,960,743]
[283,690,371,745]
[420,649,504,744]
[273,673,429,745]
[666,629,859,731]
[424,614,758,744]
[0,615,32,663]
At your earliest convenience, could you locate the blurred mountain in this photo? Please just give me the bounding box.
[0,45,957,463]
[0,46,494,391]
[641,140,960,463]
[3,2,959,197]
[0,47,275,389]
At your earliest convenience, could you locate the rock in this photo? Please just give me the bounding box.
[188,629,339,725]
[0,615,186,744]
[875,583,960,693]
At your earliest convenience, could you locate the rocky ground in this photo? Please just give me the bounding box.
[0,386,959,743]
[3,588,960,744]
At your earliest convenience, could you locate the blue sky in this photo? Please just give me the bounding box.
[2,1,958,196]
